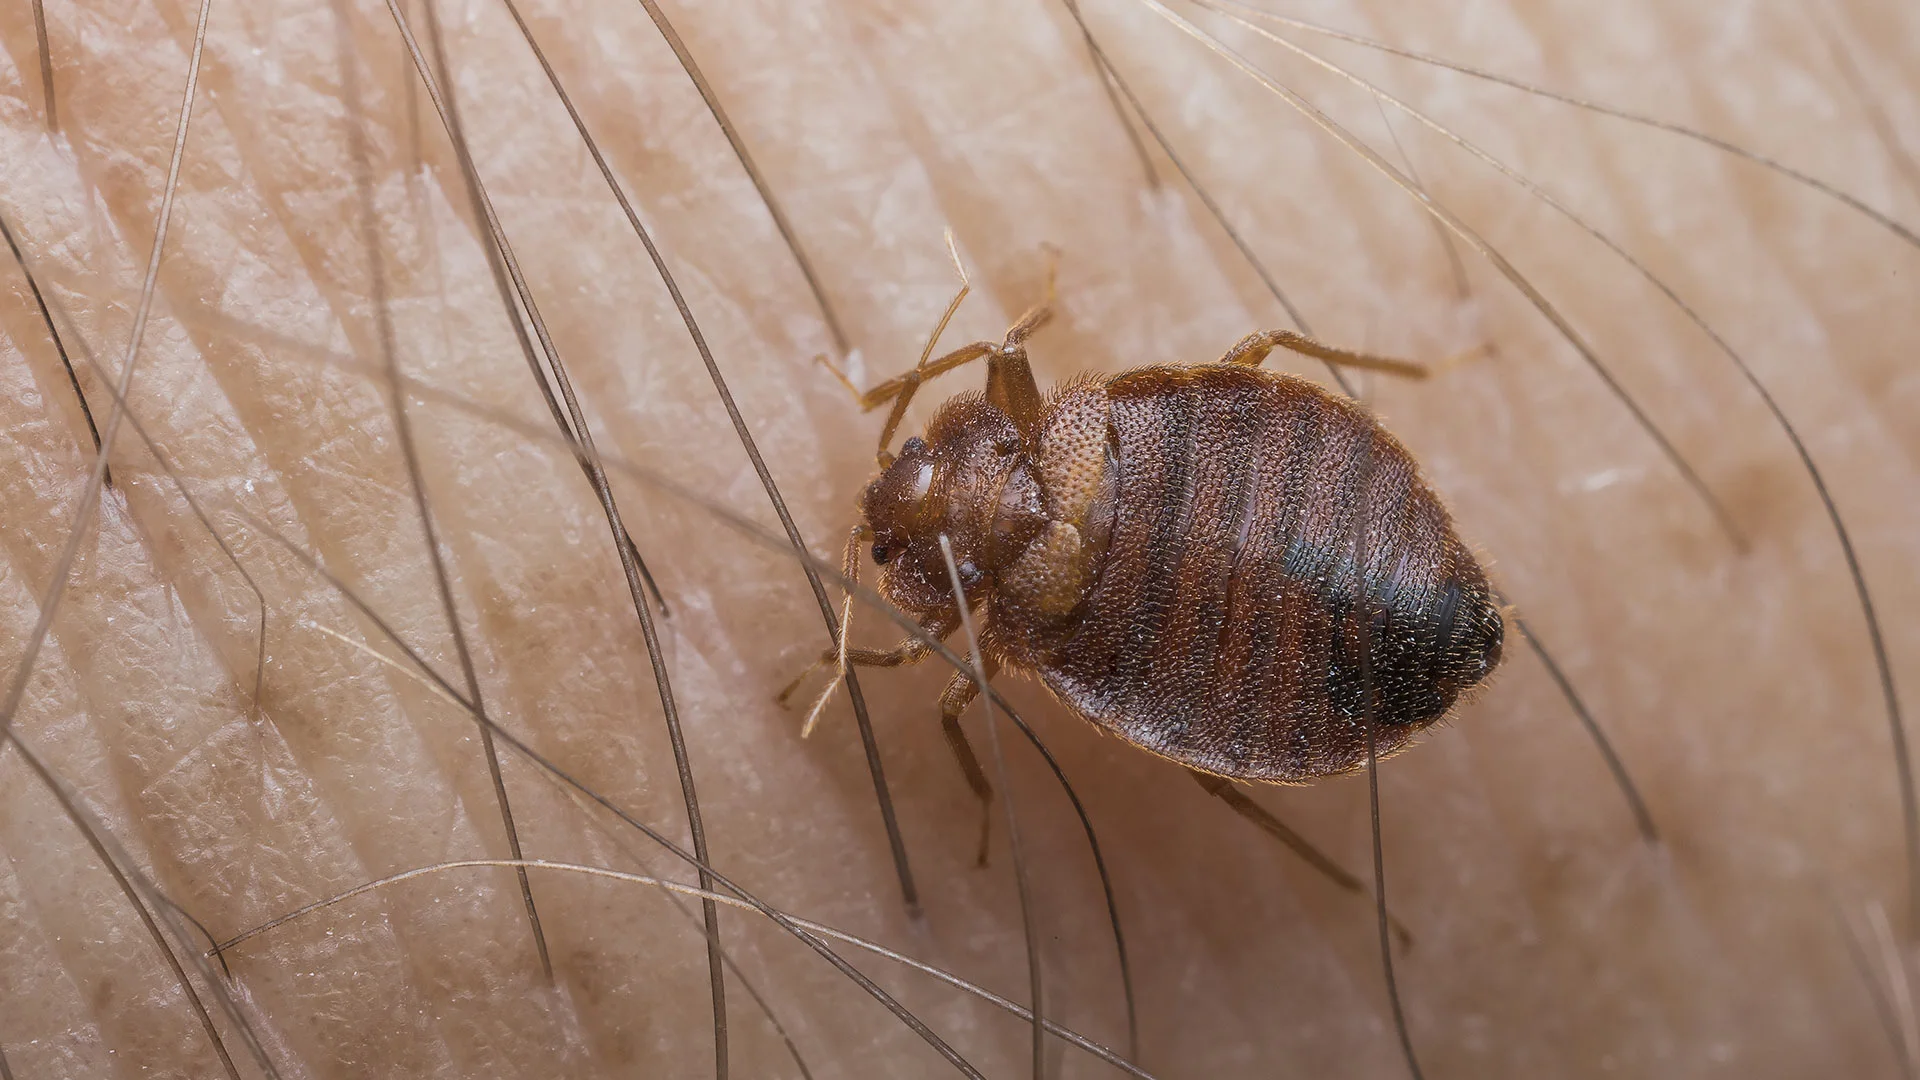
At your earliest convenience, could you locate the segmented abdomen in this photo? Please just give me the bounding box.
[1040,365,1497,782]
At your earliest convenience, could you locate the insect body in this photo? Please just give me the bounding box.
[799,296,1503,825]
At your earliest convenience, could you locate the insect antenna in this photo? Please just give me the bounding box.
[817,228,985,459]
[24,247,1090,1074]
[388,1,730,1065]
[488,0,925,920]
[787,529,864,739]
[940,534,1047,1079]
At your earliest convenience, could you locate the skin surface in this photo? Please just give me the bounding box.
[0,0,1916,1077]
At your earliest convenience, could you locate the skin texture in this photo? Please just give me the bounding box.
[0,0,1916,1077]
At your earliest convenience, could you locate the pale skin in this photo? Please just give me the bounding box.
[0,1,1917,1078]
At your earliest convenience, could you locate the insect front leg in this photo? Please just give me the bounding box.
[868,341,998,459]
[776,627,948,705]
[1218,329,1430,380]
[985,245,1058,448]
[776,525,957,733]
[865,294,1056,461]
[985,307,1050,450]
[841,636,938,668]
[938,660,1000,867]
[829,237,1058,459]
[778,625,953,737]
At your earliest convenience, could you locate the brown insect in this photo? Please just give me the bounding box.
[785,263,1505,865]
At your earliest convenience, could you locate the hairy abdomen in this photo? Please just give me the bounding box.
[1041,366,1497,783]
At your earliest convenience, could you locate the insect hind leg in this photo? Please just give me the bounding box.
[1218,329,1430,380]
[939,664,1000,867]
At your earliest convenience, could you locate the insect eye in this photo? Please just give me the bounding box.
[871,543,892,565]
[902,436,926,454]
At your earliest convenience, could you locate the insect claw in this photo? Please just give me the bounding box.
[773,674,807,709]
[815,351,865,401]
[773,677,806,710]
[1037,241,1062,306]
[774,649,836,709]
[798,669,844,739]
[1431,342,1492,377]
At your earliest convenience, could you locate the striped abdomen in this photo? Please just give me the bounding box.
[1036,365,1503,782]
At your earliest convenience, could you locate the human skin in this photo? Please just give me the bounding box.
[0,0,1916,1077]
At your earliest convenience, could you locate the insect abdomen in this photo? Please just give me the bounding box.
[1039,365,1501,782]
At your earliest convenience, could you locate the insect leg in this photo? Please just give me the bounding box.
[1218,329,1429,380]
[862,302,1055,458]
[778,527,868,737]
[779,629,952,735]
[867,341,999,457]
[777,612,957,709]
[843,637,941,668]
[938,663,1001,867]
[986,314,1053,452]
[852,240,1059,457]
[1187,769,1414,947]
[1000,240,1059,352]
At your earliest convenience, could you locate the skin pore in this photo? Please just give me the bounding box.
[0,0,1916,1076]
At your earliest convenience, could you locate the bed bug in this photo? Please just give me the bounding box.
[783,272,1505,866]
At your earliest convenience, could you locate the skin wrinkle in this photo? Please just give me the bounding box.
[0,0,1916,1077]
